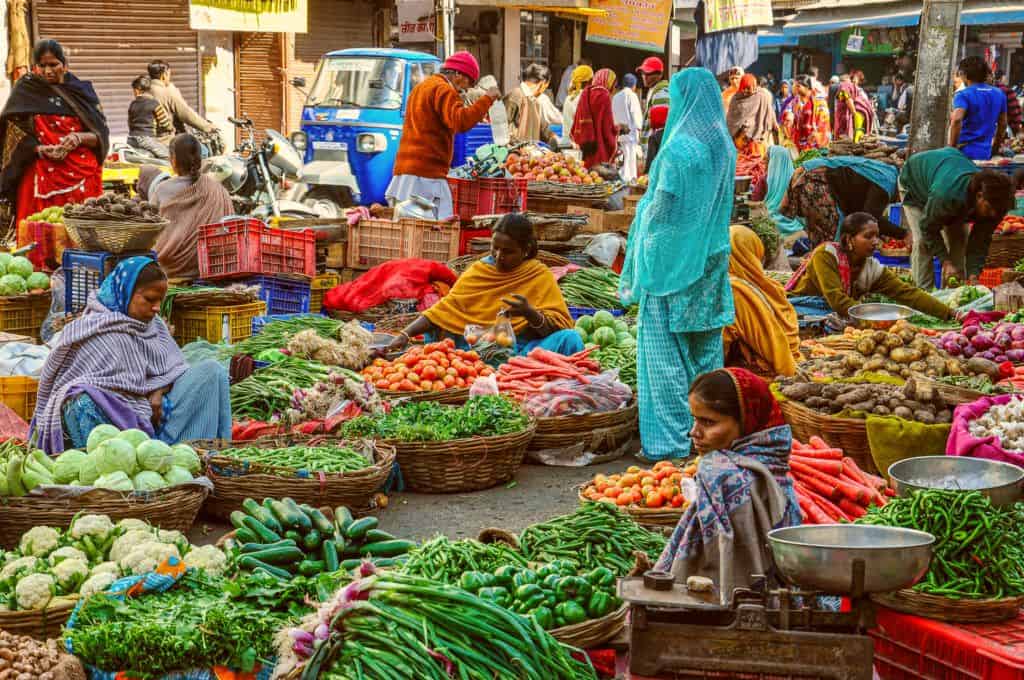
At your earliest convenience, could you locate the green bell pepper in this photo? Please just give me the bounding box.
[528,605,555,630]
[555,576,592,603]
[555,600,588,626]
[586,591,617,618]
[493,565,519,586]
[514,583,546,611]
[477,586,511,608]
[549,559,578,575]
[586,566,616,589]
[542,573,562,590]
[512,568,538,588]
[460,571,494,592]
[536,564,558,579]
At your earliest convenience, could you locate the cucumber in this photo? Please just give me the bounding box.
[244,545,305,565]
[238,557,291,579]
[284,530,303,544]
[322,539,339,571]
[369,556,405,567]
[268,499,297,527]
[364,529,397,543]
[339,557,364,570]
[229,511,250,531]
[240,539,297,554]
[242,516,282,544]
[345,517,378,541]
[243,498,283,533]
[283,498,312,530]
[334,506,354,534]
[234,527,259,544]
[302,530,323,552]
[297,559,325,576]
[307,508,335,535]
[358,539,416,558]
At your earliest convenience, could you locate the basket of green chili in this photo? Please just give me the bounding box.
[860,489,1024,622]
[193,438,394,520]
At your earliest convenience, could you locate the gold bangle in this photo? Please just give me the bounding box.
[528,316,544,329]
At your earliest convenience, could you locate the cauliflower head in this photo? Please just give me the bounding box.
[116,518,151,533]
[1,556,39,581]
[52,558,89,592]
[90,561,120,578]
[109,529,156,563]
[183,545,227,575]
[119,542,180,576]
[79,572,117,597]
[18,526,60,557]
[15,572,55,610]
[156,529,189,554]
[48,546,88,566]
[70,514,115,540]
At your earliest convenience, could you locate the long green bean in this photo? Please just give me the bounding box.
[217,445,370,473]
[230,357,331,421]
[400,536,528,584]
[225,315,345,358]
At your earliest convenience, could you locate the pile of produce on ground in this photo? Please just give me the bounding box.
[281,322,374,370]
[934,321,1024,364]
[0,514,226,610]
[225,498,415,579]
[495,348,601,400]
[519,502,666,575]
[577,312,638,388]
[788,436,893,524]
[361,339,493,393]
[559,268,627,310]
[580,460,696,510]
[0,253,50,295]
[748,216,780,259]
[227,315,359,360]
[0,630,85,679]
[932,285,989,310]
[338,395,529,442]
[399,535,528,582]
[828,137,905,167]
[64,193,164,223]
[284,371,385,426]
[279,569,598,680]
[817,322,962,380]
[857,490,1024,599]
[214,444,376,475]
[1,427,201,497]
[231,358,332,422]
[456,560,621,630]
[969,396,1024,451]
[776,376,953,423]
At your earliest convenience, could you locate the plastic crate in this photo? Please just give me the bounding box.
[889,203,902,228]
[243,275,311,315]
[872,605,1024,680]
[346,218,404,270]
[568,306,625,320]
[197,218,316,280]
[0,376,38,420]
[310,273,340,314]
[874,254,944,289]
[405,219,460,263]
[451,125,495,168]
[447,177,528,222]
[62,249,158,314]
[18,220,73,272]
[251,312,317,335]
[171,301,266,345]
[0,294,51,341]
[459,228,491,256]
[981,267,1009,289]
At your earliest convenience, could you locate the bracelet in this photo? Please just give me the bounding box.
[528,315,545,329]
[399,330,411,341]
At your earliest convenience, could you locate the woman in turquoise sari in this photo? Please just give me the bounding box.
[765,145,805,238]
[620,68,736,461]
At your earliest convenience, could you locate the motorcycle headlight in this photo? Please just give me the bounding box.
[357,133,387,153]
[290,131,307,153]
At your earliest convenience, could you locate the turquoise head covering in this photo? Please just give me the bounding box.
[800,155,898,198]
[97,256,158,315]
[621,68,736,311]
[766,145,805,236]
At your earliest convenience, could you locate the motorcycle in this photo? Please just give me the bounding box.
[104,129,225,196]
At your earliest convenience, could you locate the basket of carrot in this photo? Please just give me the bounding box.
[788,436,895,524]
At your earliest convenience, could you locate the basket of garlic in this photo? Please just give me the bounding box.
[948,394,1024,467]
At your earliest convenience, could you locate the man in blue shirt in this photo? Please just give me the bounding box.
[949,56,1007,160]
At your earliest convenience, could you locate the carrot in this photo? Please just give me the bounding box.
[834,478,873,506]
[790,447,844,460]
[790,455,844,476]
[884,487,896,497]
[790,460,843,486]
[795,472,841,501]
[809,436,832,450]
[528,348,578,371]
[841,458,870,486]
[797,493,831,524]
[838,498,868,518]
[812,492,851,521]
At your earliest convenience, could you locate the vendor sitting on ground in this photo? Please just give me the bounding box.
[654,368,801,601]
[386,213,583,356]
[785,212,954,322]
[724,225,800,378]
[32,257,232,453]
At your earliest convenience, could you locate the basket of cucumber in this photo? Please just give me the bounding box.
[194,438,395,521]
[218,499,418,578]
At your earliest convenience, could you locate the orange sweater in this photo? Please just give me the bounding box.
[394,75,493,179]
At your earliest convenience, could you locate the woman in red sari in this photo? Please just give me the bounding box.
[0,40,108,231]
[572,69,619,168]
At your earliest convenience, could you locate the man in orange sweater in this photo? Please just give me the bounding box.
[386,51,499,218]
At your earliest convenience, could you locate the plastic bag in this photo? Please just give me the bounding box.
[584,233,625,268]
[522,370,633,417]
[464,317,515,349]
[469,373,499,397]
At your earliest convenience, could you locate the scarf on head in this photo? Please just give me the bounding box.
[98,256,154,313]
[725,78,777,143]
[765,145,804,236]
[725,366,785,435]
[569,65,594,96]
[591,69,616,91]
[153,175,235,279]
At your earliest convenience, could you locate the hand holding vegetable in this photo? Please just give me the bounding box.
[500,294,540,324]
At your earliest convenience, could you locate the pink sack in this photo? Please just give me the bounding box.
[947,394,1024,466]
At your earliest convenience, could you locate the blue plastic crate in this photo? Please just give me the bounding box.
[62,249,157,314]
[244,275,311,315]
[889,203,902,227]
[874,253,943,289]
[569,306,625,321]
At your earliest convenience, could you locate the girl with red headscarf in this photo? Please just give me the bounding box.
[572,69,619,168]
[726,74,777,159]
[654,367,801,600]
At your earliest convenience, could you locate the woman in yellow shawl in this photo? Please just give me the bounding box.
[562,65,594,147]
[387,214,584,356]
[723,225,801,377]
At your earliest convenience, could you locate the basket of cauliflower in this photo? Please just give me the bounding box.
[0,425,212,549]
[0,514,227,638]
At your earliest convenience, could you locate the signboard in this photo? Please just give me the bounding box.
[586,0,672,53]
[397,0,436,43]
[701,0,772,33]
[189,0,307,32]
[840,28,897,55]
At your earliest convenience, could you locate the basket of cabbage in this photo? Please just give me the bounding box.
[0,426,211,549]
[0,253,50,297]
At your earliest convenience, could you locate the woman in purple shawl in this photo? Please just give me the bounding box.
[32,256,231,453]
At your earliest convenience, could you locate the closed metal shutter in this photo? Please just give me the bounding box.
[33,0,201,139]
[235,31,285,143]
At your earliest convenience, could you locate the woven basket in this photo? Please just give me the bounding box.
[777,398,877,475]
[985,233,1024,269]
[0,482,210,549]
[195,439,394,520]
[446,250,571,275]
[529,403,638,459]
[0,598,78,639]
[576,487,684,528]
[388,423,536,493]
[63,217,167,254]
[872,589,1024,623]
[378,386,470,405]
[879,248,910,257]
[533,221,581,242]
[549,605,628,648]
[913,376,994,405]
[372,313,419,335]
[477,527,520,549]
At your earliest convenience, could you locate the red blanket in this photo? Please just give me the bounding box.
[323,259,457,313]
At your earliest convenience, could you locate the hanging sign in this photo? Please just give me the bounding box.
[586,0,672,53]
[189,0,308,32]
[398,0,436,43]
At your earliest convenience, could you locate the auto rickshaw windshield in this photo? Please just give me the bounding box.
[306,56,405,110]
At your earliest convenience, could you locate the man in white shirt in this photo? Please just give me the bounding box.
[612,73,644,181]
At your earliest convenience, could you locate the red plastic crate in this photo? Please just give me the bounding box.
[197,218,316,280]
[459,227,490,256]
[448,177,527,222]
[980,267,1008,289]
[872,605,1024,680]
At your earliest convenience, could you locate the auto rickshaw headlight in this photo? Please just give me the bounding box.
[357,133,387,153]
[290,131,308,153]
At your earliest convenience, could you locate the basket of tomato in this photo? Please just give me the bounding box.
[361,339,494,405]
[579,460,696,527]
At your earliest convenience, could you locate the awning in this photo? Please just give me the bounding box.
[962,1,1024,24]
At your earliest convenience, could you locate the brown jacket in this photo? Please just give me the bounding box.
[150,79,215,134]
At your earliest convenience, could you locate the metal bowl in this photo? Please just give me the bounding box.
[768,524,934,594]
[889,456,1024,508]
[848,302,916,330]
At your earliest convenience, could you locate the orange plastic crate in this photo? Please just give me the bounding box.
[0,376,38,421]
[0,293,51,342]
[404,219,460,263]
[310,273,340,314]
[346,218,404,270]
[171,301,266,345]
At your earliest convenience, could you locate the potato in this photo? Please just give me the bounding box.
[913,410,936,424]
[893,406,913,419]
[864,356,886,372]
[874,405,892,415]
[855,338,877,355]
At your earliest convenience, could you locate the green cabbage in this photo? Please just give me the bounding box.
[132,470,167,491]
[136,439,174,474]
[170,444,201,475]
[25,272,49,291]
[162,465,193,486]
[53,449,86,484]
[6,256,32,278]
[94,471,134,492]
[0,274,26,295]
[86,424,121,453]
[78,453,101,485]
[0,253,10,275]
[117,428,150,450]
[95,438,137,476]
[593,310,616,329]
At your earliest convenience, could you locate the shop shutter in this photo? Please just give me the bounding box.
[235,31,285,143]
[33,0,201,139]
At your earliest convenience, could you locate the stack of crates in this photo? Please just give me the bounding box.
[242,275,312,315]
[310,273,340,314]
[63,249,157,315]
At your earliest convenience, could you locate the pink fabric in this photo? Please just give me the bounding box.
[947,394,1024,466]
[960,310,1005,327]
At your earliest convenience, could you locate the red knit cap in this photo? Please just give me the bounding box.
[442,51,480,83]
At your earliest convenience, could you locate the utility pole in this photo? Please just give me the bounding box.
[907,0,963,155]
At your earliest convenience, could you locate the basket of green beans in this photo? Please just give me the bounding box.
[195,438,395,520]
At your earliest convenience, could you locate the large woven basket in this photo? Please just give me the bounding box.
[0,598,77,639]
[63,217,167,254]
[529,403,638,462]
[777,398,877,475]
[549,605,628,648]
[378,386,470,405]
[371,313,419,335]
[0,481,210,549]
[388,423,536,493]
[446,250,570,275]
[872,589,1024,623]
[985,233,1024,269]
[195,439,395,520]
[913,375,1001,405]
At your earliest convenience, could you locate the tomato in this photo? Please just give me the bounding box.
[603,486,622,498]
[443,374,456,388]
[421,365,437,381]
[465,335,479,346]
[443,338,455,349]
[465,350,480,360]
[474,361,486,373]
[671,494,685,508]
[453,361,469,378]
[466,365,478,378]
[388,381,402,391]
[433,380,447,391]
[645,491,665,508]
[374,379,390,389]
[456,377,466,388]
[407,372,420,384]
[620,473,637,487]
[439,357,450,369]
[399,379,416,391]
[446,367,458,378]
[615,494,632,506]
[480,367,493,376]
[627,466,640,474]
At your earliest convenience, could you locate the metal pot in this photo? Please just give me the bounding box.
[848,303,915,330]
[888,456,1024,508]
